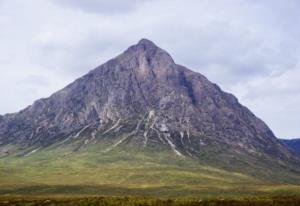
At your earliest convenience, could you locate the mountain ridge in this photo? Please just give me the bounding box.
[0,39,299,185]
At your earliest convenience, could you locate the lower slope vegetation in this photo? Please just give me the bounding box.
[0,140,300,197]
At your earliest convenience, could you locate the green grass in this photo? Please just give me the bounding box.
[0,141,300,198]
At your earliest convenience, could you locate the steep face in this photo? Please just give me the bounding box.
[0,39,296,164]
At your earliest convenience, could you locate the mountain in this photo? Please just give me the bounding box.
[282,139,300,157]
[0,39,299,196]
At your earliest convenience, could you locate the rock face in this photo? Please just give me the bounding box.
[0,39,296,164]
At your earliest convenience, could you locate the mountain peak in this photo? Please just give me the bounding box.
[118,39,175,71]
[133,38,162,54]
[137,38,157,48]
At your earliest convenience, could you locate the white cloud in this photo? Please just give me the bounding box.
[0,0,299,138]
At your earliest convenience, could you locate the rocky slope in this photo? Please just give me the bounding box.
[0,39,298,175]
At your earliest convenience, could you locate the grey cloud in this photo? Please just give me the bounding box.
[50,0,148,14]
[20,75,51,87]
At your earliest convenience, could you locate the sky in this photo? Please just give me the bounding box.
[0,0,299,139]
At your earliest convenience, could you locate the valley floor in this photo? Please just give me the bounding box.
[1,144,300,200]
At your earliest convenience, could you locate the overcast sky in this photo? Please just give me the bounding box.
[0,0,299,139]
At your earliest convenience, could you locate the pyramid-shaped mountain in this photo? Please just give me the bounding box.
[0,39,299,184]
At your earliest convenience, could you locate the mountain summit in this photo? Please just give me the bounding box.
[0,39,299,182]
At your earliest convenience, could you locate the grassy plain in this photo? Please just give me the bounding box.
[0,143,300,198]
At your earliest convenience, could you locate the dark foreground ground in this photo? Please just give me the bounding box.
[1,196,300,206]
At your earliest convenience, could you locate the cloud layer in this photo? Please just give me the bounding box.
[0,0,299,138]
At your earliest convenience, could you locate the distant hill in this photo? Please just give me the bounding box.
[281,139,300,156]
